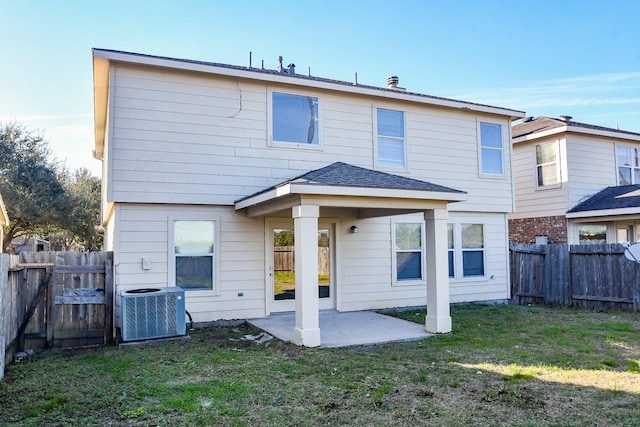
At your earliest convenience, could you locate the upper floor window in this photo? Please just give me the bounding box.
[536,142,560,187]
[174,220,215,291]
[616,145,640,185]
[377,108,406,168]
[272,92,318,145]
[393,222,424,283]
[480,122,503,175]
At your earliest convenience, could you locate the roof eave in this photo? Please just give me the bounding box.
[235,183,467,211]
[92,49,525,120]
[93,53,110,160]
[566,206,640,219]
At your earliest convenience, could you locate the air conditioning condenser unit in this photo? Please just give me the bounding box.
[120,287,186,342]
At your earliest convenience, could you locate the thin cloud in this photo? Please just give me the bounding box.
[454,72,640,111]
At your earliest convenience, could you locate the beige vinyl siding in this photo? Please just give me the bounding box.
[108,65,513,213]
[566,135,617,208]
[337,211,510,311]
[510,137,569,219]
[114,204,266,324]
[448,211,510,303]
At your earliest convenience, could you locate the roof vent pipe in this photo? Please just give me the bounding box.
[387,76,399,88]
[559,115,573,122]
[523,116,534,122]
[288,63,295,75]
[277,56,284,73]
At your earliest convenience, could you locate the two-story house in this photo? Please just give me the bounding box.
[92,49,524,346]
[510,115,640,245]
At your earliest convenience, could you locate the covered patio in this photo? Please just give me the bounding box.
[235,162,467,347]
[249,310,433,348]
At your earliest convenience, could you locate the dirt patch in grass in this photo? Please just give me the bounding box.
[1,305,639,426]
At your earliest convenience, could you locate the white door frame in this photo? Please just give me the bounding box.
[265,218,336,314]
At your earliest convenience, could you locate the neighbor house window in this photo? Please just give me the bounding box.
[393,222,424,283]
[616,145,640,185]
[578,224,607,244]
[448,223,486,279]
[377,108,406,168]
[536,142,560,187]
[480,122,503,175]
[174,220,215,290]
[272,92,319,145]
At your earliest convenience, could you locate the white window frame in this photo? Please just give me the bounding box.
[168,214,220,296]
[448,223,487,281]
[268,88,322,150]
[616,144,640,185]
[391,219,426,286]
[478,121,505,177]
[535,141,561,189]
[375,107,407,170]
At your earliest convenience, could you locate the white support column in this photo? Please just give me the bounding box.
[292,204,321,347]
[424,208,452,333]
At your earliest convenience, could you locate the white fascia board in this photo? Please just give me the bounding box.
[92,49,524,119]
[512,127,567,144]
[235,183,467,210]
[566,206,640,219]
[565,125,640,143]
[0,193,8,225]
[513,125,640,145]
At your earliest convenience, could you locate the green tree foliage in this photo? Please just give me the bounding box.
[0,122,102,252]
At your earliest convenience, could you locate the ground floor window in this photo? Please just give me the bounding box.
[578,224,607,244]
[173,220,215,290]
[392,221,425,283]
[448,223,485,279]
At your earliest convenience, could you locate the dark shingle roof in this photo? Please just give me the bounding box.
[568,185,640,213]
[236,162,465,202]
[513,116,640,139]
[94,48,523,115]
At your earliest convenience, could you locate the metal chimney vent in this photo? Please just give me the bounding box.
[559,115,573,122]
[387,76,399,88]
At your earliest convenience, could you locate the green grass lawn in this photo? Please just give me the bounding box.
[1,304,639,426]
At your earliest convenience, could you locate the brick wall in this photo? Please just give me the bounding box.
[509,215,567,244]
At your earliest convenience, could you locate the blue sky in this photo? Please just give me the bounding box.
[2,0,640,176]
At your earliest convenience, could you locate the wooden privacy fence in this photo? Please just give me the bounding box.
[510,242,640,311]
[274,246,329,275]
[2,251,113,371]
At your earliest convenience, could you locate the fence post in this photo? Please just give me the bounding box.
[0,253,7,381]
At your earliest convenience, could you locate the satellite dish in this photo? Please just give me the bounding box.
[623,243,640,263]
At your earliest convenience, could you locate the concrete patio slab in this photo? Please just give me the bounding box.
[248,310,432,348]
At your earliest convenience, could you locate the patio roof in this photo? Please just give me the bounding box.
[566,185,640,219]
[235,162,467,218]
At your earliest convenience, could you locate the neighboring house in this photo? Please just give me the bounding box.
[0,193,7,252]
[92,49,525,346]
[510,115,640,245]
[10,236,51,253]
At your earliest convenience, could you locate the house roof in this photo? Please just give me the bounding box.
[0,193,8,226]
[235,162,467,215]
[513,116,640,143]
[93,48,525,159]
[566,185,640,219]
[237,162,465,203]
